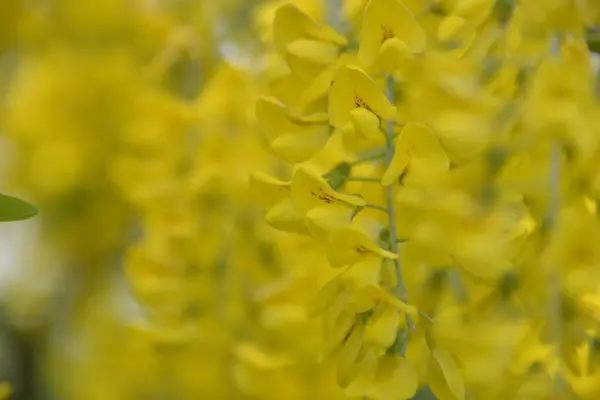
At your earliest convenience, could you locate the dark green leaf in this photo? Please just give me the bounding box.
[325,161,353,190]
[0,194,37,222]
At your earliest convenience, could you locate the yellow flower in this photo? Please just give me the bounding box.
[256,96,331,163]
[297,52,358,112]
[249,171,309,235]
[343,347,381,396]
[329,65,397,130]
[272,3,347,57]
[381,122,449,186]
[428,347,466,400]
[285,39,341,81]
[266,198,311,235]
[321,289,357,356]
[339,120,387,154]
[340,255,387,313]
[363,303,402,349]
[358,0,426,67]
[235,342,293,369]
[336,322,367,387]
[249,171,291,208]
[430,110,494,163]
[326,225,419,314]
[290,165,365,239]
[326,225,397,268]
[543,204,600,296]
[563,342,600,399]
[366,354,419,400]
[124,242,185,310]
[523,39,598,161]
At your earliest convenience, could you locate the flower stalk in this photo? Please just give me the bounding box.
[384,76,415,342]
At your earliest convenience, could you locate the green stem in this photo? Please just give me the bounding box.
[348,151,386,167]
[346,177,381,183]
[325,0,345,35]
[384,76,415,346]
[449,269,469,304]
[364,203,389,213]
[419,311,435,323]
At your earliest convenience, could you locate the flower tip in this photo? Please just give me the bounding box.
[380,173,395,187]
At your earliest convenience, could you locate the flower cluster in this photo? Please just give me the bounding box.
[255,0,600,398]
[0,1,350,399]
[121,63,348,399]
[0,1,214,397]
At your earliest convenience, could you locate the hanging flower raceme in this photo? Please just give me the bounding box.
[255,0,600,399]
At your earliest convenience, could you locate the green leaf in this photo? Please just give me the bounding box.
[0,194,38,222]
[325,161,352,190]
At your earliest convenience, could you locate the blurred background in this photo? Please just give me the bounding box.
[0,0,350,399]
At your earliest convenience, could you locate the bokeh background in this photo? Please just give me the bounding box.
[0,0,352,399]
[5,1,599,399]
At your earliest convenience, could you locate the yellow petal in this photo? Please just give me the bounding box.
[437,15,467,42]
[235,343,292,369]
[341,121,386,153]
[342,254,382,293]
[363,304,401,348]
[337,323,366,387]
[300,53,358,109]
[273,3,319,55]
[327,225,397,268]
[329,65,396,128]
[324,309,356,356]
[309,276,344,317]
[358,0,426,67]
[305,205,355,242]
[429,348,466,400]
[265,199,310,235]
[284,39,338,81]
[433,112,490,163]
[329,66,358,128]
[454,0,494,18]
[382,122,449,186]
[260,304,307,328]
[377,290,419,316]
[376,37,413,73]
[291,165,366,213]
[344,348,380,397]
[286,39,339,64]
[285,52,328,82]
[256,96,329,143]
[270,128,330,163]
[306,24,348,47]
[249,171,290,208]
[349,107,381,138]
[367,355,419,400]
[273,3,346,56]
[256,96,293,142]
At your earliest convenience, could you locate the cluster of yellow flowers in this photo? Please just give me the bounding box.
[2,0,600,399]
[119,62,347,399]
[0,1,343,399]
[0,2,207,398]
[255,0,600,399]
